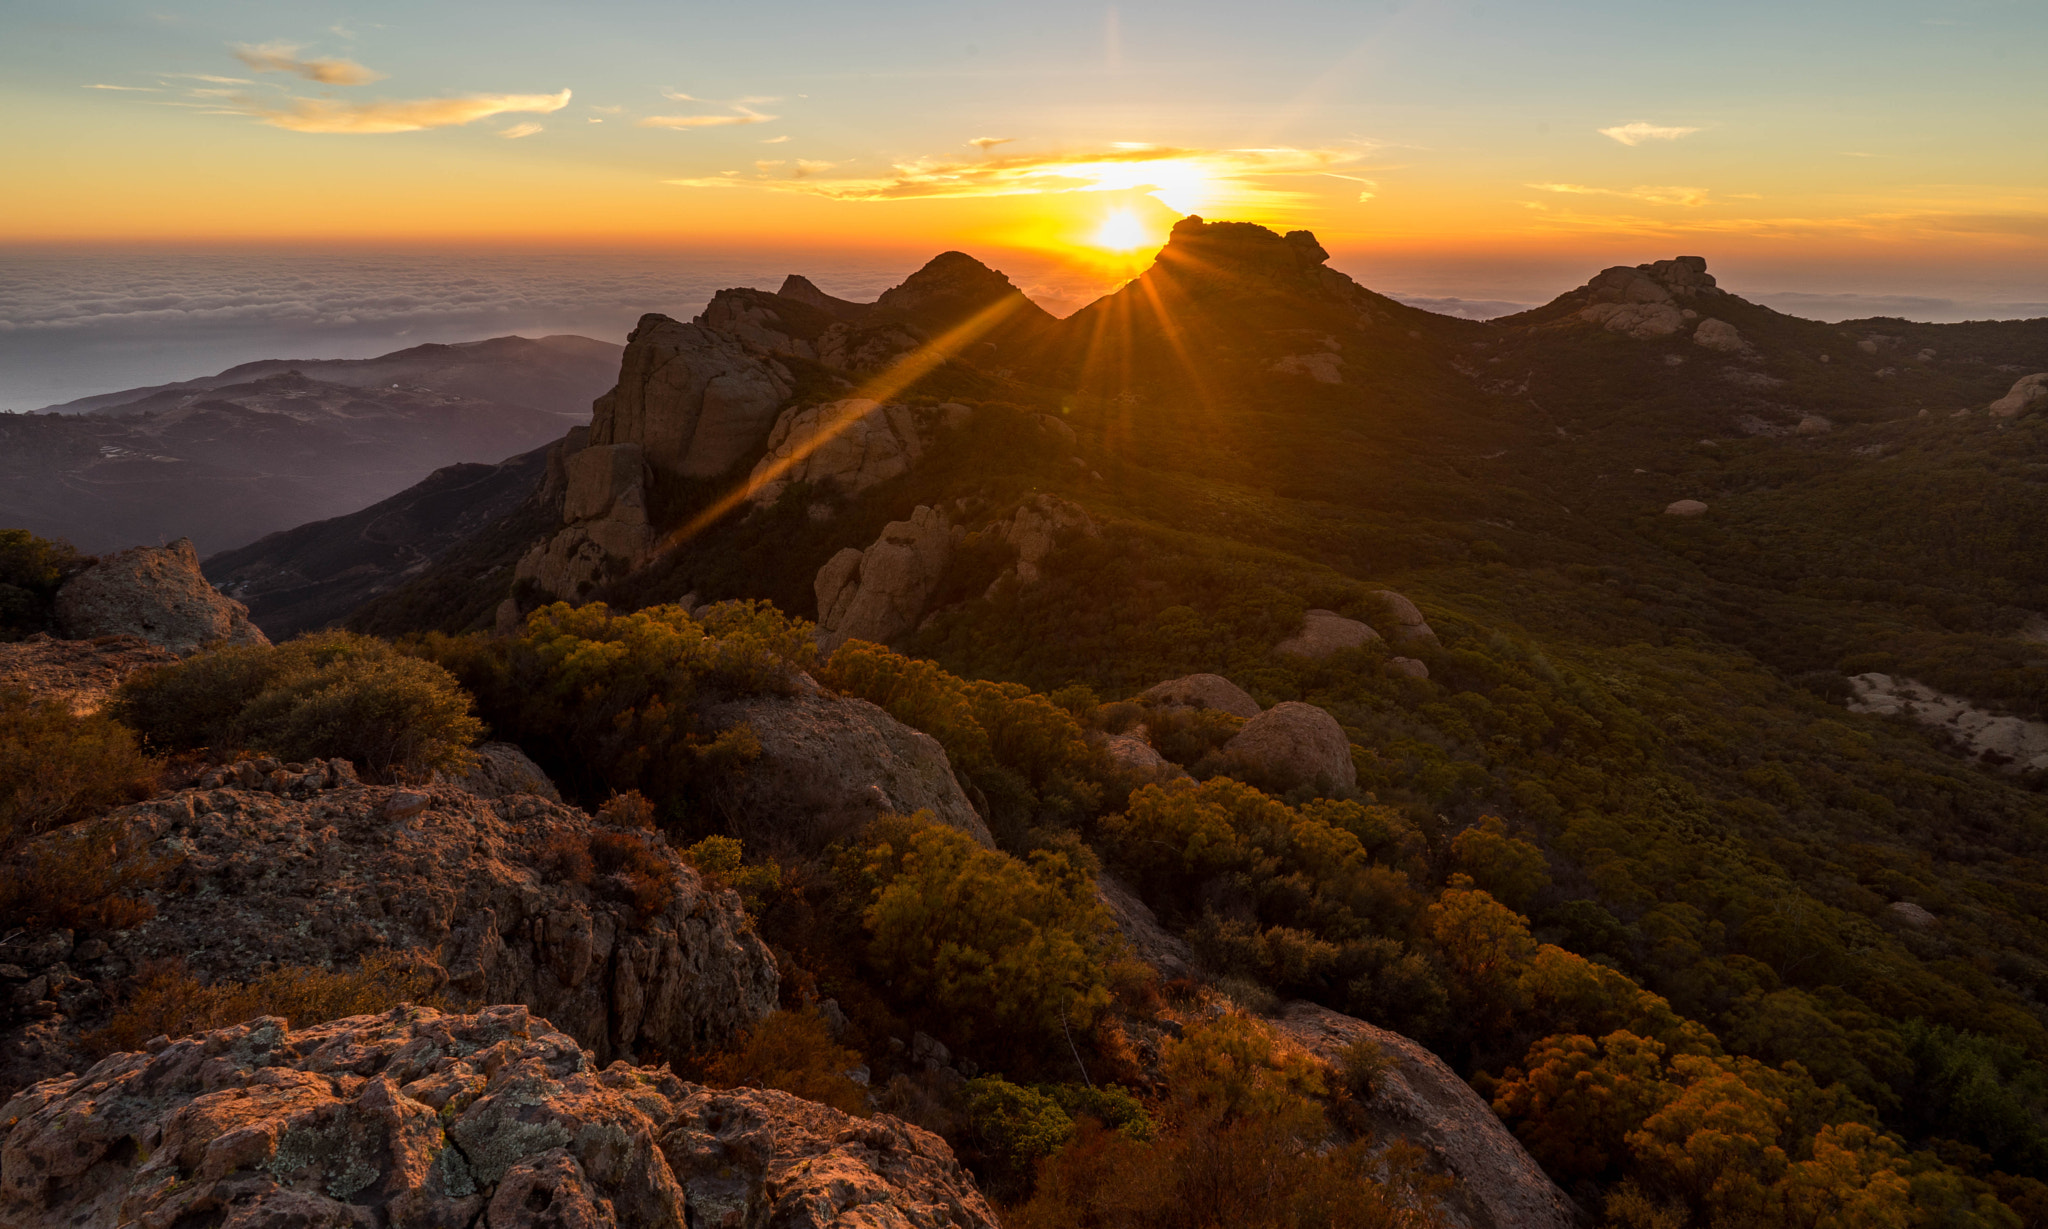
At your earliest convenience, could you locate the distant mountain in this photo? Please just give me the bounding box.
[0,335,619,555]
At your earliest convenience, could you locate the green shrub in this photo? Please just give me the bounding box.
[86,949,447,1056]
[0,530,83,639]
[0,689,159,847]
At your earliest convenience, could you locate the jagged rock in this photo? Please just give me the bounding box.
[699,673,993,848]
[0,779,777,1097]
[747,399,968,505]
[1575,258,1722,339]
[1096,874,1199,980]
[1222,701,1357,791]
[1371,591,1438,648]
[1580,301,1685,339]
[1665,499,1710,516]
[1989,373,2048,417]
[1273,352,1345,383]
[1888,901,1938,929]
[0,634,176,715]
[1692,318,1745,352]
[1270,1001,1578,1229]
[815,505,952,650]
[434,741,562,802]
[590,313,794,480]
[1386,656,1430,680]
[0,1005,998,1229]
[1277,609,1381,658]
[995,494,1098,584]
[1847,672,2048,773]
[516,434,661,601]
[51,540,267,656]
[1138,673,1261,719]
[1796,415,1832,435]
[776,274,869,321]
[562,441,650,525]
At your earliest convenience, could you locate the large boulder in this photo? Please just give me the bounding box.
[1990,373,2048,417]
[1137,673,1261,719]
[590,314,794,480]
[1276,609,1381,658]
[700,673,993,848]
[0,1005,998,1229]
[52,540,268,655]
[1222,701,1357,791]
[1692,317,1745,352]
[0,634,176,715]
[993,493,1098,585]
[815,505,952,650]
[1371,590,1438,648]
[746,398,969,506]
[1664,499,1710,516]
[0,772,777,1097]
[1574,257,1723,340]
[1270,1001,1579,1229]
[433,740,562,802]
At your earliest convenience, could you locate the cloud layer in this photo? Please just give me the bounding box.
[226,89,572,134]
[231,41,386,86]
[1598,122,1701,146]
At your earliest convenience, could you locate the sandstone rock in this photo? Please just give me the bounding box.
[514,519,659,602]
[1665,499,1710,516]
[1847,672,2048,773]
[1370,590,1438,648]
[590,314,794,480]
[1276,609,1381,658]
[1888,901,1938,929]
[1096,873,1200,981]
[700,673,992,848]
[1692,317,1745,352]
[1100,732,1183,779]
[52,540,268,656]
[1573,258,1722,340]
[815,505,952,650]
[1222,701,1357,791]
[0,780,776,1096]
[0,634,176,715]
[434,741,562,802]
[1138,673,1261,719]
[1269,1001,1578,1229]
[747,398,968,505]
[0,1005,998,1229]
[996,494,1098,584]
[1795,415,1832,435]
[1386,656,1430,680]
[1579,301,1685,339]
[1989,372,2048,417]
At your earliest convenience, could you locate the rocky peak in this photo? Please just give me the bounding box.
[872,251,1053,334]
[1582,255,1721,305]
[776,273,871,321]
[1155,216,1334,286]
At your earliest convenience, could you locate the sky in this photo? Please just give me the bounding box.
[1,0,2044,406]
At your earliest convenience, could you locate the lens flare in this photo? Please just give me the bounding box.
[1091,209,1151,251]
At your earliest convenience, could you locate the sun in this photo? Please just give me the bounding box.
[1090,209,1152,252]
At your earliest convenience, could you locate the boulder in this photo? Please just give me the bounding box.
[1888,901,1938,929]
[1386,656,1430,680]
[0,1005,998,1229]
[1574,258,1722,339]
[1277,609,1381,658]
[52,540,268,656]
[1138,673,1262,719]
[1664,499,1709,516]
[1692,317,1745,352]
[699,673,993,848]
[1101,732,1180,778]
[1795,415,1832,435]
[590,313,794,480]
[815,505,952,650]
[433,740,562,802]
[995,493,1098,584]
[1579,301,1685,339]
[0,775,777,1097]
[1371,590,1439,648]
[1989,372,2048,417]
[1096,873,1200,981]
[0,634,176,715]
[1222,701,1357,791]
[747,399,969,505]
[1270,1001,1579,1229]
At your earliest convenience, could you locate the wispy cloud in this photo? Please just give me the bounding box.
[84,83,159,91]
[762,134,790,144]
[641,106,775,129]
[163,73,253,84]
[969,136,1014,151]
[231,40,386,86]
[223,88,572,134]
[665,144,1375,214]
[588,104,623,115]
[754,159,784,172]
[1598,121,1701,146]
[1529,182,1712,206]
[501,122,543,138]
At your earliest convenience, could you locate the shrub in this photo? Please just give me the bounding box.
[590,829,676,923]
[0,820,166,933]
[0,689,158,847]
[679,834,783,914]
[87,949,446,1056]
[705,1008,868,1115]
[0,530,83,639]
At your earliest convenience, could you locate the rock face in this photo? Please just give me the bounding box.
[700,673,993,848]
[1989,372,2048,417]
[0,634,176,715]
[1096,874,1200,981]
[434,741,563,802]
[1276,609,1381,658]
[0,1005,998,1229]
[1692,317,1745,352]
[1138,673,1262,719]
[1270,1001,1579,1229]
[1848,672,2048,773]
[0,775,777,1096]
[1371,591,1438,648]
[746,398,970,505]
[515,431,664,601]
[993,493,1098,585]
[591,314,795,481]
[1665,499,1710,516]
[1222,701,1357,791]
[1575,257,1723,339]
[52,540,268,655]
[815,505,952,650]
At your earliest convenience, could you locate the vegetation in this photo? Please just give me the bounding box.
[86,950,448,1056]
[0,529,83,639]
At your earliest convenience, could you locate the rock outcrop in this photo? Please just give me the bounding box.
[1371,591,1439,648]
[1138,673,1262,719]
[52,540,268,655]
[992,493,1098,586]
[1847,672,2048,772]
[1222,701,1357,791]
[699,673,993,848]
[746,398,970,506]
[1097,874,1200,981]
[815,505,952,650]
[434,741,563,802]
[0,634,176,715]
[514,432,662,601]
[1692,317,1745,352]
[1990,373,2048,417]
[1575,257,1724,340]
[1386,656,1430,680]
[1277,609,1381,658]
[0,1005,998,1229]
[1270,1001,1579,1229]
[591,313,795,481]
[1665,499,1710,516]
[0,776,777,1096]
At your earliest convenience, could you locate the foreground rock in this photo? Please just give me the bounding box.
[0,634,175,715]
[1990,372,2048,417]
[701,673,994,848]
[0,1005,998,1229]
[0,774,776,1096]
[1271,1001,1578,1229]
[1276,609,1380,658]
[1137,673,1261,719]
[433,740,563,802]
[52,540,268,655]
[815,505,953,650]
[1222,701,1358,791]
